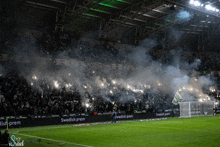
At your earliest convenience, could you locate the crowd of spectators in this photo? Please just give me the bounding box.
[0,75,152,117]
[0,75,82,117]
[2,40,220,117]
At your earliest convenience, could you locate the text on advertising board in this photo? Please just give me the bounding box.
[61,118,85,123]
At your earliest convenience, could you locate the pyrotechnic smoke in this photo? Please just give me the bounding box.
[176,10,194,22]
[0,64,4,77]
[1,27,216,108]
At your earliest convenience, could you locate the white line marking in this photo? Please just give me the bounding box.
[123,124,219,133]
[11,125,73,132]
[10,132,93,147]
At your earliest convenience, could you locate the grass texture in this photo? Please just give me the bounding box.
[7,116,220,147]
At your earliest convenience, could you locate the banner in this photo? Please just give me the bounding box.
[61,117,86,123]
[116,115,133,119]
[156,113,171,116]
[0,121,21,127]
[0,112,176,129]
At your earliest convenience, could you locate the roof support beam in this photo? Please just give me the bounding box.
[131,11,157,18]
[105,0,164,32]
[26,1,58,9]
[50,0,67,4]
[116,0,132,5]
[120,15,147,22]
[110,19,138,26]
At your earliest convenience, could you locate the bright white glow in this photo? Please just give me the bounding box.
[205,5,216,11]
[201,4,204,7]
[85,103,89,108]
[127,85,130,89]
[31,82,33,86]
[84,86,87,88]
[32,75,37,80]
[68,73,71,76]
[195,79,197,81]
[92,71,95,73]
[205,5,212,10]
[92,98,94,100]
[66,84,69,88]
[194,1,201,6]
[134,100,137,103]
[69,84,72,87]
[216,9,219,12]
[210,87,215,92]
[157,81,162,86]
[199,99,203,102]
[54,81,59,88]
[110,90,113,94]
[112,80,116,84]
[190,0,194,5]
[101,83,104,86]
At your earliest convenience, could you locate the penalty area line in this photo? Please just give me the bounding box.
[10,132,93,147]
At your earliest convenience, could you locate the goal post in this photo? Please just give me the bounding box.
[179,101,215,118]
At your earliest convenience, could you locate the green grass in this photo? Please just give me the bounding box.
[7,116,220,147]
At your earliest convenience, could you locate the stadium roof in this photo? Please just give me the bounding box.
[2,0,220,47]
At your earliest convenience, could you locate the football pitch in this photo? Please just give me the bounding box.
[8,116,220,147]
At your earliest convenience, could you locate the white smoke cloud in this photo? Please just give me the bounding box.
[176,10,194,22]
[1,28,216,107]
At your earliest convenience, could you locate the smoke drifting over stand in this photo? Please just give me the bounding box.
[1,32,215,108]
[1,8,217,107]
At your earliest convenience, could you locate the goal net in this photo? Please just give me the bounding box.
[179,101,215,118]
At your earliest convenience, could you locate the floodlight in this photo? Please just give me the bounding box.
[190,0,194,5]
[205,5,216,11]
[205,5,212,10]
[194,1,201,6]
